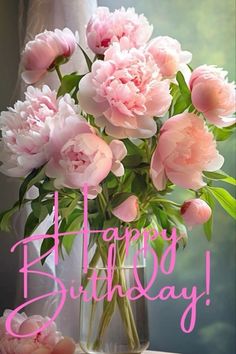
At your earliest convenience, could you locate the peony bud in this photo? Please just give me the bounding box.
[112,196,139,222]
[22,28,77,84]
[181,198,212,227]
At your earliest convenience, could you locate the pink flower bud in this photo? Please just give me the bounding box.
[112,196,139,222]
[22,28,77,84]
[181,198,212,227]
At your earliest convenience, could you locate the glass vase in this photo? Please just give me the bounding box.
[78,233,149,354]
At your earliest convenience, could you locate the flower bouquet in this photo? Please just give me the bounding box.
[0,6,235,354]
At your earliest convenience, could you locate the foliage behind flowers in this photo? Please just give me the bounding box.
[0,5,235,268]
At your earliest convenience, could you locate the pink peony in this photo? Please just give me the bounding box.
[0,311,63,354]
[150,113,224,190]
[45,120,126,198]
[112,195,139,222]
[79,43,171,138]
[86,7,153,55]
[146,36,192,79]
[181,198,212,227]
[190,65,236,127]
[22,28,77,84]
[0,86,78,178]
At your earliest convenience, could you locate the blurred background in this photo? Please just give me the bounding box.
[0,0,235,353]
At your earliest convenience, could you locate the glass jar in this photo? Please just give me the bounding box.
[78,231,149,354]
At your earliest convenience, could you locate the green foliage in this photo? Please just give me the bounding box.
[78,44,93,71]
[40,227,55,265]
[131,174,147,197]
[19,166,45,207]
[209,124,235,141]
[60,209,84,255]
[201,189,215,241]
[169,72,192,116]
[150,232,165,261]
[0,200,28,232]
[57,73,84,98]
[122,139,145,168]
[24,211,40,237]
[176,71,191,103]
[203,170,236,186]
[207,186,236,220]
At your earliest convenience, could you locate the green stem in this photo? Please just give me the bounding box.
[55,65,63,82]
[87,269,106,348]
[92,240,140,351]
[151,198,181,207]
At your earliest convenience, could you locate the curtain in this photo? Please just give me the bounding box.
[13,0,97,341]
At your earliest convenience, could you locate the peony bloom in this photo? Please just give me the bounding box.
[150,113,224,190]
[86,7,153,55]
[0,86,78,178]
[0,311,63,354]
[112,195,139,222]
[43,103,126,197]
[45,127,117,198]
[79,43,171,138]
[22,28,77,84]
[181,198,212,227]
[146,36,192,79]
[190,65,236,127]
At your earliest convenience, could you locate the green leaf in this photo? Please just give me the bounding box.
[78,45,93,71]
[40,232,55,265]
[173,94,190,115]
[150,236,165,261]
[41,179,55,192]
[207,186,236,219]
[31,200,49,221]
[131,174,147,197]
[187,64,193,72]
[145,216,165,260]
[170,83,179,98]
[0,200,28,232]
[203,170,236,186]
[123,139,143,156]
[60,210,84,255]
[122,154,143,168]
[135,214,148,230]
[24,212,39,237]
[151,203,169,230]
[201,189,215,241]
[209,124,235,141]
[59,197,79,220]
[57,74,83,97]
[160,203,188,247]
[176,71,190,95]
[42,199,54,215]
[19,166,45,207]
